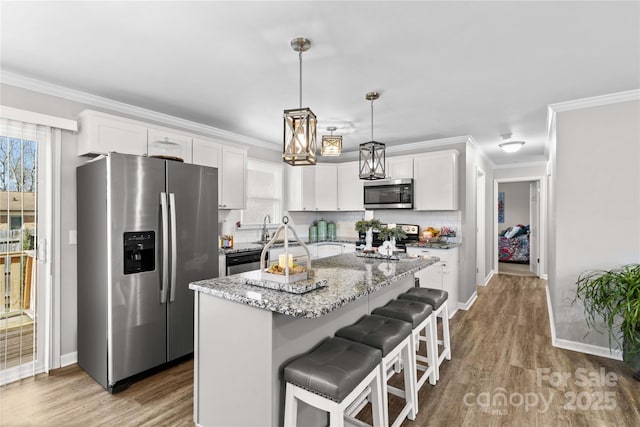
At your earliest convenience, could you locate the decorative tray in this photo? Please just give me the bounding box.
[242,277,327,294]
[356,252,401,261]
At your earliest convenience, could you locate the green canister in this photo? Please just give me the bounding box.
[309,225,318,242]
[327,222,336,240]
[317,219,327,241]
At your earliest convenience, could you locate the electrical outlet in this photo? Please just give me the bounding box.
[69,230,77,245]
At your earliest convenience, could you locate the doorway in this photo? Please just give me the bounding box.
[494,177,545,278]
[0,118,49,385]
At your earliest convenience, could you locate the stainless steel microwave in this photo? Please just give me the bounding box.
[363,178,413,209]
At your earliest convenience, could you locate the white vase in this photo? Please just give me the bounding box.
[390,237,397,251]
[364,227,373,251]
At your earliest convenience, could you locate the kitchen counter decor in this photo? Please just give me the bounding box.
[260,216,311,283]
[355,217,382,252]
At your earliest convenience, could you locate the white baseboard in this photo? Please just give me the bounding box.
[541,273,548,280]
[458,291,477,312]
[545,285,622,361]
[480,270,495,287]
[554,338,623,361]
[0,361,45,386]
[60,351,78,367]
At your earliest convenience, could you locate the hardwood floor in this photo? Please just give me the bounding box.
[1,274,639,426]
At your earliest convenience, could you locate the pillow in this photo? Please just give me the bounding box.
[505,226,521,238]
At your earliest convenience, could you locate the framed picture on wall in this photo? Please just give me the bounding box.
[498,192,505,223]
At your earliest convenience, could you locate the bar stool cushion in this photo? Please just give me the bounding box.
[399,288,448,310]
[284,337,382,403]
[372,299,432,329]
[335,315,412,357]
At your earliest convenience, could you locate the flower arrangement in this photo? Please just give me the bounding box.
[378,224,407,241]
[355,218,382,233]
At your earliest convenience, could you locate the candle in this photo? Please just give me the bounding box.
[278,254,294,269]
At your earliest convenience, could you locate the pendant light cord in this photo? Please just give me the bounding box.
[299,51,303,108]
[370,98,374,141]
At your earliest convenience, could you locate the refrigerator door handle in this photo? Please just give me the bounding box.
[160,192,169,304]
[169,192,177,302]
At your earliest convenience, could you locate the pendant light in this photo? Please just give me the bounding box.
[283,37,317,166]
[321,126,342,156]
[498,132,526,153]
[359,92,386,179]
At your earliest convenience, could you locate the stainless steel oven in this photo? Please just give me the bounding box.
[363,178,413,209]
[226,249,263,275]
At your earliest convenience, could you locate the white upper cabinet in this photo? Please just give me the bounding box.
[337,162,364,211]
[77,110,148,156]
[221,146,247,210]
[315,164,338,211]
[286,165,316,211]
[386,156,414,179]
[413,150,459,210]
[147,127,193,163]
[192,138,246,210]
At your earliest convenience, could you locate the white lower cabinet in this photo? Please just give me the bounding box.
[406,246,459,317]
[341,243,356,254]
[316,243,342,259]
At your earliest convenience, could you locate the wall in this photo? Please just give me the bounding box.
[550,99,640,349]
[498,181,530,232]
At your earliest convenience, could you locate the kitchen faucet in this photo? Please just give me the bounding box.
[262,214,271,242]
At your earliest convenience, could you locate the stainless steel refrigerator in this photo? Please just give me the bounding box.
[77,153,218,392]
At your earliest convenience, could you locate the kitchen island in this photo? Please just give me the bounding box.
[189,252,438,427]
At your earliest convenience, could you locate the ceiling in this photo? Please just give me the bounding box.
[1,1,639,165]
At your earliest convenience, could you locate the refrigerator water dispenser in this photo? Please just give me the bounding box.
[123,231,155,274]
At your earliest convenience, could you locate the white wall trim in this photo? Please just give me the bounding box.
[480,270,495,287]
[545,284,558,344]
[0,361,45,386]
[544,285,622,361]
[554,339,623,361]
[60,351,78,368]
[548,89,640,114]
[2,71,279,151]
[458,291,478,311]
[492,160,548,170]
[0,105,78,131]
[466,135,496,169]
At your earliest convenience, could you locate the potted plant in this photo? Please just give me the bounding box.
[378,224,407,250]
[575,264,640,380]
[355,218,382,252]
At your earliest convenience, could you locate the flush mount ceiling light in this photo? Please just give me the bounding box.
[498,133,526,153]
[283,37,317,166]
[359,92,386,180]
[321,126,342,156]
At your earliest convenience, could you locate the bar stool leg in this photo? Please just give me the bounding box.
[284,383,297,427]
[442,304,451,361]
[370,367,385,427]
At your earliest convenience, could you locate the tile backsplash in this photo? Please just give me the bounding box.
[218,209,462,244]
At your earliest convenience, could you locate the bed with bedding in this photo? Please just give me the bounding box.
[499,225,530,263]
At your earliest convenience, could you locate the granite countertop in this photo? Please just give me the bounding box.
[405,242,462,250]
[190,253,439,318]
[219,237,360,255]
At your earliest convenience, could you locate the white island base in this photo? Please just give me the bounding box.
[193,274,416,427]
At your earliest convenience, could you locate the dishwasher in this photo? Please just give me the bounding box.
[226,249,264,275]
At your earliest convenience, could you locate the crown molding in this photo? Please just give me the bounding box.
[548,89,640,114]
[465,135,496,169]
[1,70,280,151]
[492,160,548,170]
